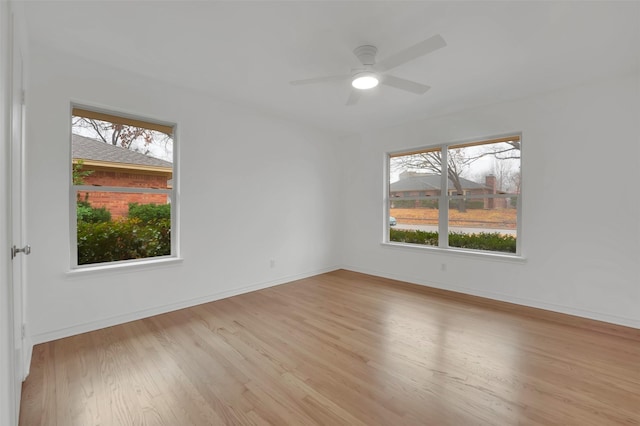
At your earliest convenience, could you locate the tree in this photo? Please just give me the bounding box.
[491,156,517,193]
[72,116,172,157]
[72,159,93,185]
[393,140,521,213]
[393,149,473,212]
[485,140,520,160]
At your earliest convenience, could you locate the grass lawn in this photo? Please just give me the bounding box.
[390,208,517,229]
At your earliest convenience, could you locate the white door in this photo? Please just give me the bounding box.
[9,9,28,415]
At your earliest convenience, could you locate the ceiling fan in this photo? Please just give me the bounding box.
[290,34,446,106]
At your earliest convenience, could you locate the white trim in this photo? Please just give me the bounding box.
[33,265,342,344]
[74,185,171,194]
[22,326,32,382]
[438,147,448,248]
[170,123,179,259]
[69,104,77,268]
[68,256,183,274]
[382,153,391,235]
[342,265,640,330]
[0,1,17,424]
[393,194,516,201]
[447,194,516,199]
[515,134,524,256]
[381,241,525,262]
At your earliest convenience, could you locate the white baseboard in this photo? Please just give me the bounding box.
[29,263,639,346]
[31,265,341,345]
[22,334,32,380]
[342,265,640,330]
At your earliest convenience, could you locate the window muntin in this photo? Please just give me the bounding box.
[71,107,176,267]
[388,135,521,255]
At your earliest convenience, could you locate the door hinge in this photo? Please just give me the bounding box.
[21,89,25,105]
[21,324,26,339]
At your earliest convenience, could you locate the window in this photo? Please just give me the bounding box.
[387,135,521,255]
[71,107,176,267]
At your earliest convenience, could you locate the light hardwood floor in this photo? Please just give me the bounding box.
[19,270,640,425]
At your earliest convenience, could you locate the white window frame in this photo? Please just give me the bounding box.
[385,133,523,258]
[69,104,179,270]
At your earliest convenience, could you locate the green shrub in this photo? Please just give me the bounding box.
[390,228,438,245]
[390,228,516,253]
[77,201,111,223]
[448,232,516,253]
[77,218,171,265]
[128,203,171,222]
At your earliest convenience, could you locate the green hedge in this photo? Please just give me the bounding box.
[77,218,171,265]
[76,201,111,223]
[390,228,516,253]
[448,232,516,253]
[128,203,170,222]
[389,229,439,245]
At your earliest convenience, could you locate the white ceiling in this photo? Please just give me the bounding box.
[21,1,640,136]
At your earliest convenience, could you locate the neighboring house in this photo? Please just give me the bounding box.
[72,133,173,218]
[390,171,511,209]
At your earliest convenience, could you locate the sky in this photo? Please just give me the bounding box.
[72,119,174,163]
[390,142,520,192]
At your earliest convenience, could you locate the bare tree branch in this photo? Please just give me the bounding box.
[72,116,173,164]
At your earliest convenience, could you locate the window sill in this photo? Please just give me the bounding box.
[67,256,184,276]
[381,242,526,263]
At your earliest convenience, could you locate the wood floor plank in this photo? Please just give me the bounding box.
[20,270,640,425]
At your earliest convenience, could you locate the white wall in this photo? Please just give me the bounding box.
[342,72,640,329]
[26,42,343,343]
[24,38,640,347]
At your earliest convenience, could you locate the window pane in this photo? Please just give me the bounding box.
[71,108,175,267]
[71,133,173,189]
[389,151,442,247]
[390,149,443,198]
[76,190,170,219]
[71,116,173,189]
[76,190,171,265]
[448,196,517,253]
[446,138,520,254]
[446,140,521,197]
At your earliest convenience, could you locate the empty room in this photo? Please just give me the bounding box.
[1,1,639,425]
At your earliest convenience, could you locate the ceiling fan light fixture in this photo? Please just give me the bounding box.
[352,72,379,90]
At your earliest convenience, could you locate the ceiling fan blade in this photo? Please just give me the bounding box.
[375,34,446,72]
[290,74,351,86]
[346,90,362,106]
[381,75,430,95]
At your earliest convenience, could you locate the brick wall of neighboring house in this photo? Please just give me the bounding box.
[391,188,491,199]
[390,174,515,209]
[79,168,171,218]
[484,175,511,209]
[484,175,497,209]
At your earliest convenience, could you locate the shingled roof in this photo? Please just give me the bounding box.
[390,172,489,192]
[72,133,172,168]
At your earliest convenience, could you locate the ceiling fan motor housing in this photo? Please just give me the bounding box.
[353,45,378,66]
